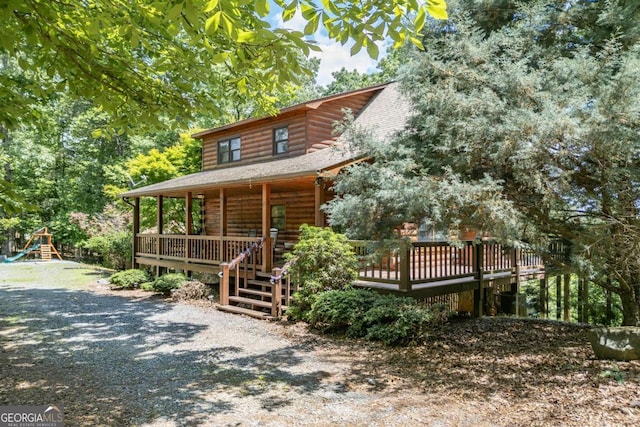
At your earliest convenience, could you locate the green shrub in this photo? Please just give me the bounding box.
[109,269,149,289]
[285,279,323,321]
[84,231,132,270]
[140,282,155,291]
[285,225,358,320]
[307,289,450,346]
[147,273,186,294]
[307,288,378,336]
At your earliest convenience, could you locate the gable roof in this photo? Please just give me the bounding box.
[122,82,411,198]
[191,82,390,139]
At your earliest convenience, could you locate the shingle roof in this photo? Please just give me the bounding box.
[121,82,411,198]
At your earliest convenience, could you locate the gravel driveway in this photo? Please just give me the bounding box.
[0,261,443,426]
[5,262,635,426]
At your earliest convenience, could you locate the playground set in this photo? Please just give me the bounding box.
[3,227,62,263]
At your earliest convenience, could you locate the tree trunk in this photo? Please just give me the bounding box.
[1,125,13,256]
[619,286,640,326]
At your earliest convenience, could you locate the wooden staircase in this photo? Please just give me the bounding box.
[217,271,295,320]
[214,238,296,320]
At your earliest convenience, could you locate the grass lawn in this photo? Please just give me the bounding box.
[0,260,111,290]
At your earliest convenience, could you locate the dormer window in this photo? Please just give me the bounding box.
[218,137,241,164]
[274,126,288,155]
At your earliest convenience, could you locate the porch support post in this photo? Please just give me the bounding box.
[185,192,192,273]
[185,192,193,235]
[219,189,227,237]
[314,182,325,227]
[157,195,164,234]
[132,197,140,269]
[156,195,164,276]
[262,183,272,271]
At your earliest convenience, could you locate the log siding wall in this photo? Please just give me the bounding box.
[201,91,377,169]
[203,188,327,244]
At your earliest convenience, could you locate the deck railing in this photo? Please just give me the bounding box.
[135,234,263,267]
[350,240,568,293]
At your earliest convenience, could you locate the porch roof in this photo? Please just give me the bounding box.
[122,82,411,198]
[121,147,361,197]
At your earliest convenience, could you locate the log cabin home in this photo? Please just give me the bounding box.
[122,82,570,319]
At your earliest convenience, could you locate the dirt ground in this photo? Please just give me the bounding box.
[1,261,639,426]
[275,316,640,426]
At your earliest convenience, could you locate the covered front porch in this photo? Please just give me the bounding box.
[129,177,330,276]
[122,146,355,277]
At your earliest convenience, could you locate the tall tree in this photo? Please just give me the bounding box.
[327,0,640,325]
[0,0,447,132]
[0,0,448,213]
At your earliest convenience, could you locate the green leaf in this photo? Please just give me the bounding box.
[301,3,316,20]
[237,77,247,93]
[350,38,363,56]
[167,3,183,21]
[283,0,298,21]
[409,35,424,50]
[304,13,320,35]
[203,0,219,13]
[236,29,256,43]
[426,0,448,20]
[366,39,379,59]
[415,7,426,32]
[220,13,233,36]
[255,0,270,17]
[321,0,340,16]
[205,11,221,34]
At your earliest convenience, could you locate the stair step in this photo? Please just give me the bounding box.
[238,288,272,298]
[216,304,273,319]
[246,279,273,287]
[255,271,273,279]
[228,295,273,309]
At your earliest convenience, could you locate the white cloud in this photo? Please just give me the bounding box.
[272,11,386,87]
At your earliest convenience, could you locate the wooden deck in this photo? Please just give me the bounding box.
[134,233,569,317]
[350,240,568,298]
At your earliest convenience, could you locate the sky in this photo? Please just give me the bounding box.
[270,10,387,87]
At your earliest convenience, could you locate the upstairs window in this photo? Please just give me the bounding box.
[218,137,241,164]
[273,126,288,155]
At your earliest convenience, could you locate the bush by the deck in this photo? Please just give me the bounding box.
[109,269,150,289]
[308,288,450,346]
[146,273,187,294]
[285,225,358,320]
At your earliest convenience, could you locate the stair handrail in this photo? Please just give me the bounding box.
[270,255,298,284]
[229,237,264,271]
[269,254,300,317]
[218,237,264,305]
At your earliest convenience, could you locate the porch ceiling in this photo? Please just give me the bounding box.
[121,146,361,198]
